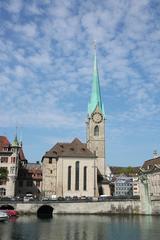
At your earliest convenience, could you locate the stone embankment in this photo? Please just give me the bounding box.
[1,198,160,215]
[0,199,142,215]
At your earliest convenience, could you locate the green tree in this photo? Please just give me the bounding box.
[0,167,8,180]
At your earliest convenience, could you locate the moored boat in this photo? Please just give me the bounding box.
[0,211,8,222]
[5,210,18,217]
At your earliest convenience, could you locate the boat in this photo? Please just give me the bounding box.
[0,211,8,222]
[5,210,18,217]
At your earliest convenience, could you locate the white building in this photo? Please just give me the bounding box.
[0,136,23,197]
[114,175,133,197]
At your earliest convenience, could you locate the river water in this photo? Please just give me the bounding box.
[0,215,160,240]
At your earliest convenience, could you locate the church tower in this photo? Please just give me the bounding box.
[86,46,106,176]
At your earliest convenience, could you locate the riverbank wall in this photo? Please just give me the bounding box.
[0,200,142,215]
[1,199,160,215]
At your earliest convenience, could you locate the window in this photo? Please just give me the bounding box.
[94,125,99,136]
[11,157,16,163]
[68,166,72,190]
[75,161,79,190]
[1,157,8,163]
[0,188,6,196]
[83,166,87,191]
[49,158,52,164]
[10,166,15,174]
[0,180,6,185]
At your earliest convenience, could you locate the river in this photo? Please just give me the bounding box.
[0,215,160,240]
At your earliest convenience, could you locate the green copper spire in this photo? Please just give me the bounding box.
[12,135,19,147]
[12,127,20,147]
[88,44,105,116]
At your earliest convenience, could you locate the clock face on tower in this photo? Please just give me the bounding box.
[92,112,103,123]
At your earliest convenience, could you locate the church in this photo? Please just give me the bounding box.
[42,49,110,198]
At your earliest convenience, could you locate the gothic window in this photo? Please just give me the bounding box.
[75,161,80,190]
[68,166,72,190]
[83,166,87,191]
[94,125,99,136]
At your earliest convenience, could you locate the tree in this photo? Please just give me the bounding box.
[0,167,8,180]
[117,166,136,175]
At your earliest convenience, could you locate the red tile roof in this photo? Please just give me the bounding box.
[0,136,10,151]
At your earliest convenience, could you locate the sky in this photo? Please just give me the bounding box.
[0,0,160,167]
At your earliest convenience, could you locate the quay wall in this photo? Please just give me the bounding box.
[0,200,142,215]
[1,199,160,215]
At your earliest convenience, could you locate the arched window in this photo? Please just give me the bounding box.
[83,166,87,191]
[94,125,99,136]
[75,161,79,190]
[68,166,72,190]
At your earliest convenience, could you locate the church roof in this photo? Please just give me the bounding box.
[0,136,10,151]
[42,138,95,160]
[88,49,105,116]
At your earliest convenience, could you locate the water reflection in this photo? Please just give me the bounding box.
[0,215,160,240]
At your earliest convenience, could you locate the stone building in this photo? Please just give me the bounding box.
[42,49,110,198]
[42,138,96,198]
[0,135,24,197]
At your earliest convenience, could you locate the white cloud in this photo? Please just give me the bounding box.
[1,0,160,132]
[6,0,23,13]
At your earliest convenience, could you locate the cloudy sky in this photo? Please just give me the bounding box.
[0,0,160,167]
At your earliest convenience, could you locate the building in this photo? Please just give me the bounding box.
[140,155,160,199]
[0,135,23,197]
[142,155,160,170]
[42,138,96,198]
[110,166,140,197]
[132,177,140,196]
[0,135,43,198]
[114,175,133,197]
[42,49,110,198]
[16,162,42,198]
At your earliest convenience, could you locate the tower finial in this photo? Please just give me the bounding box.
[12,126,19,147]
[93,40,96,57]
[16,126,18,137]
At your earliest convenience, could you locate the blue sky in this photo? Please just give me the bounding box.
[0,0,160,167]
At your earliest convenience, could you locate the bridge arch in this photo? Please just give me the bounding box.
[0,204,14,210]
[37,205,54,218]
